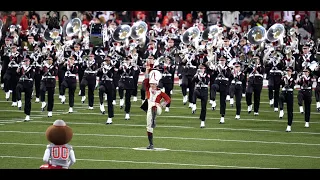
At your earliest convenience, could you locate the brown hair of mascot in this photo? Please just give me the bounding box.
[46,120,73,145]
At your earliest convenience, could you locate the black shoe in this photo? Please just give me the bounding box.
[147,145,154,149]
[212,107,215,111]
[317,108,320,112]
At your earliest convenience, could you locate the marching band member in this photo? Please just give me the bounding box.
[118,56,137,120]
[180,45,198,108]
[97,55,115,124]
[40,56,58,117]
[265,50,285,112]
[158,56,176,112]
[72,43,86,96]
[296,67,313,128]
[229,61,245,119]
[210,54,231,123]
[128,44,142,102]
[60,57,78,113]
[296,44,318,113]
[28,38,43,103]
[278,66,295,132]
[314,66,320,112]
[4,44,23,106]
[80,53,99,109]
[0,37,13,89]
[141,63,171,150]
[191,64,210,128]
[245,55,265,115]
[16,58,35,121]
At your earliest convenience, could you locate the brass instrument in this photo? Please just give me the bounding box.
[180,26,200,45]
[64,18,82,37]
[112,24,131,42]
[130,21,148,48]
[43,26,63,41]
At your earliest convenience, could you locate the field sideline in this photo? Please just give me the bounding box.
[0,85,319,169]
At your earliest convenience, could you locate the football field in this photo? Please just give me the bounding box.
[0,85,319,169]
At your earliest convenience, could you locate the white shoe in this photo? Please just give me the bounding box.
[24,115,30,121]
[81,96,86,103]
[68,107,73,113]
[17,100,22,109]
[200,121,205,128]
[133,96,137,102]
[165,107,169,112]
[269,99,274,107]
[183,95,188,105]
[226,95,230,101]
[41,102,47,110]
[235,115,240,120]
[35,98,40,103]
[0,83,3,88]
[188,103,193,108]
[119,99,124,108]
[286,125,291,132]
[219,117,225,124]
[192,104,196,113]
[100,104,105,114]
[187,88,189,92]
[5,92,10,100]
[170,90,173,95]
[211,101,216,109]
[106,118,113,124]
[299,106,304,114]
[279,110,284,119]
[125,113,130,120]
[88,106,93,110]
[78,90,81,96]
[248,104,252,113]
[230,98,234,107]
[209,100,213,105]
[112,100,116,105]
[48,111,52,117]
[61,96,66,104]
[242,93,245,97]
[305,122,309,128]
[59,95,62,99]
[11,102,17,107]
[104,93,108,101]
[274,107,279,112]
[254,112,259,116]
[317,102,320,109]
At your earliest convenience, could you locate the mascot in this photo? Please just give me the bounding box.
[40,119,76,169]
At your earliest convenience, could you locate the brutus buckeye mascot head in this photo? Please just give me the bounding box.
[46,119,73,145]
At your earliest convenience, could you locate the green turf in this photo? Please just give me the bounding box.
[0,85,319,169]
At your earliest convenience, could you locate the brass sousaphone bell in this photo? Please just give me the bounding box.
[247,26,267,45]
[181,26,200,45]
[43,26,63,41]
[65,18,82,37]
[266,23,285,42]
[130,20,148,40]
[112,24,132,42]
[202,25,219,41]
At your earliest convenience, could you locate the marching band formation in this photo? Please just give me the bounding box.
[0,15,319,132]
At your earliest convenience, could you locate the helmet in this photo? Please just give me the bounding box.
[149,70,162,85]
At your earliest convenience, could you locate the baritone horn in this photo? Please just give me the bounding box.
[65,18,82,37]
[247,26,267,45]
[181,26,200,45]
[202,25,219,41]
[112,24,132,42]
[266,23,285,42]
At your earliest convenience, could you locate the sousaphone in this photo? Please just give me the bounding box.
[112,24,132,42]
[202,25,219,41]
[130,20,148,40]
[65,18,82,37]
[43,26,63,41]
[247,26,267,45]
[181,26,200,45]
[266,23,285,42]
